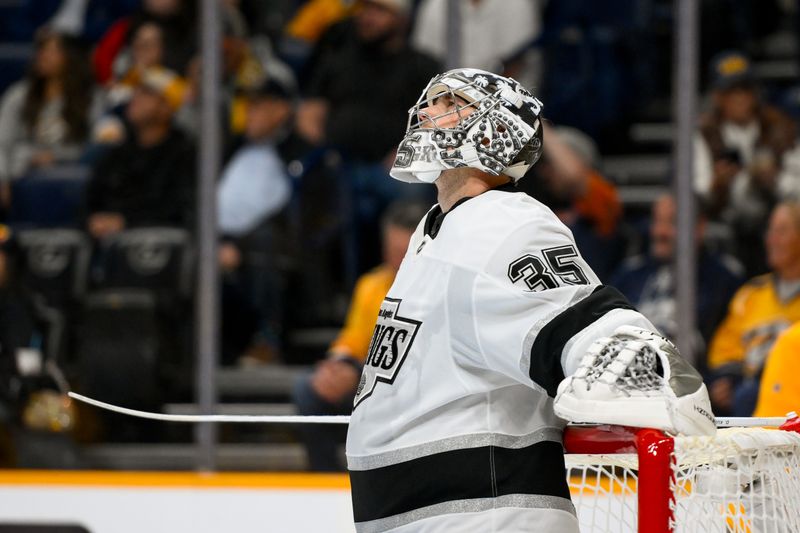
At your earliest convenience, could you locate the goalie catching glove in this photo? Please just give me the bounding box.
[554,325,716,436]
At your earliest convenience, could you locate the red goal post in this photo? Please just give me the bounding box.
[563,424,800,533]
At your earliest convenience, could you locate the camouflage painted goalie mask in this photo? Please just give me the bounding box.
[390,68,544,184]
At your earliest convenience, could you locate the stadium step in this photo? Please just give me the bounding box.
[603,154,670,185]
[628,123,673,146]
[617,185,670,207]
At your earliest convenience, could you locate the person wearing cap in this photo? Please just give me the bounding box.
[86,66,195,239]
[216,75,296,365]
[174,3,291,141]
[694,50,798,277]
[218,77,295,240]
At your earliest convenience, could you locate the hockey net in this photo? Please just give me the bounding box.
[563,425,800,533]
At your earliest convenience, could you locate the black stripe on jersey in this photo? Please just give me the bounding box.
[530,285,635,397]
[349,440,569,523]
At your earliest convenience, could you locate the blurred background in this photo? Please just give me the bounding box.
[0,0,798,474]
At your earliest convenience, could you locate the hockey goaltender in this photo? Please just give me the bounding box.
[345,68,716,533]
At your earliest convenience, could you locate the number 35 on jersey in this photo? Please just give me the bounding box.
[508,244,589,291]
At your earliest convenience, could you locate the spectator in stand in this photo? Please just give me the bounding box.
[85,67,194,239]
[610,194,743,372]
[176,4,292,141]
[707,201,800,416]
[220,7,270,137]
[292,199,428,471]
[518,124,624,280]
[89,21,169,151]
[217,75,296,365]
[753,321,800,417]
[694,51,799,277]
[218,75,294,242]
[411,0,543,88]
[103,21,165,111]
[0,28,101,208]
[92,0,196,86]
[295,0,439,271]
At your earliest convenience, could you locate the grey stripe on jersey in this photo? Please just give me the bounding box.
[347,426,563,471]
[354,493,577,533]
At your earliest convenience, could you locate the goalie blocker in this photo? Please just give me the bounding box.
[554,325,717,436]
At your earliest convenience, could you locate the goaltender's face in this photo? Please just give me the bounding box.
[418,93,475,130]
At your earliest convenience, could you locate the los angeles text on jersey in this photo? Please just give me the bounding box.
[353,298,421,409]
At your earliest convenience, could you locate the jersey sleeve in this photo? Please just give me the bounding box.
[471,212,655,397]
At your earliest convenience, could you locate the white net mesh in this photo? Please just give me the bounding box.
[565,428,800,533]
[568,455,640,532]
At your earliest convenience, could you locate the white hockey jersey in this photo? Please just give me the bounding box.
[346,186,654,533]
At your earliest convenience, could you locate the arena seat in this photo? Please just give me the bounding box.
[17,228,91,307]
[96,227,193,298]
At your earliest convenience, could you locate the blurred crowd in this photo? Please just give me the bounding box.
[0,0,799,469]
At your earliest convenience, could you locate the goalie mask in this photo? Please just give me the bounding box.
[390,68,544,184]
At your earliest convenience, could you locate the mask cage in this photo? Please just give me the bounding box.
[405,75,501,134]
